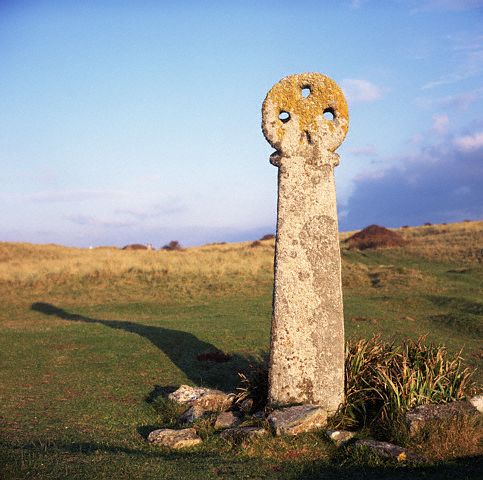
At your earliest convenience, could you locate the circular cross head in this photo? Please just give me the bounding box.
[262,73,349,160]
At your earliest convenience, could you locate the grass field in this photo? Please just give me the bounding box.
[1,221,482,479]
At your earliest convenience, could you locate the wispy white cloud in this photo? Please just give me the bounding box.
[422,35,483,89]
[412,0,483,13]
[431,114,449,134]
[115,200,186,219]
[416,87,483,110]
[349,0,366,9]
[28,190,129,203]
[422,73,472,90]
[341,79,384,103]
[346,144,378,156]
[454,131,483,151]
[66,214,134,229]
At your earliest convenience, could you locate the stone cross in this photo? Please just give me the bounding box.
[262,73,349,412]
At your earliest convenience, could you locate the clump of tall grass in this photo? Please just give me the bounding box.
[234,355,269,412]
[341,335,475,428]
[234,336,475,427]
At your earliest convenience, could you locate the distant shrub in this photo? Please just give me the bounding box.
[424,222,432,226]
[260,233,275,241]
[250,240,262,248]
[401,225,409,229]
[161,240,184,251]
[122,244,148,250]
[464,219,472,223]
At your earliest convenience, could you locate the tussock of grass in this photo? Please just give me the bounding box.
[340,335,475,429]
[241,432,334,462]
[234,355,269,411]
[409,413,482,461]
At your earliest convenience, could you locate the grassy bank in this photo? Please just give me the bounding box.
[1,221,481,479]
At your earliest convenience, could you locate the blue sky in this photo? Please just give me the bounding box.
[1,0,482,247]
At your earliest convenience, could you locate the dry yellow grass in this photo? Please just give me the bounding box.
[340,221,482,264]
[0,220,480,304]
[398,221,483,264]
[0,239,276,304]
[0,240,273,282]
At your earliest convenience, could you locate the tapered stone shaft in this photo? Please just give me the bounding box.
[262,73,349,412]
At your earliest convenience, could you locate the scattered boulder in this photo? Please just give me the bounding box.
[405,400,480,436]
[214,411,242,430]
[469,395,483,413]
[345,225,406,250]
[147,428,202,449]
[267,405,327,436]
[168,385,233,412]
[355,439,423,462]
[179,405,207,424]
[219,426,268,444]
[326,430,356,447]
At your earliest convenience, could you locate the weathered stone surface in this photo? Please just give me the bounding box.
[268,405,327,436]
[214,411,241,430]
[262,73,348,411]
[179,405,207,424]
[405,401,479,436]
[469,395,483,413]
[168,385,233,412]
[355,440,423,462]
[147,428,202,449]
[326,429,356,447]
[219,426,268,444]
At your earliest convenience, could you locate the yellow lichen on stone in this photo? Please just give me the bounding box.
[262,73,349,157]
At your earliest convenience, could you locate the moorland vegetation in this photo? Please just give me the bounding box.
[0,221,481,479]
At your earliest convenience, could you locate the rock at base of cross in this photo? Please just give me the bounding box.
[267,405,327,436]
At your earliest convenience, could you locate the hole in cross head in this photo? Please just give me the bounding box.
[301,86,311,98]
[279,111,290,123]
[323,107,335,121]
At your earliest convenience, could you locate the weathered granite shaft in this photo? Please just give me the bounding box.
[262,73,349,412]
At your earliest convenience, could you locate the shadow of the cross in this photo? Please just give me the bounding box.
[31,302,253,391]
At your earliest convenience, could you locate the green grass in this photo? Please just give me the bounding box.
[0,223,482,479]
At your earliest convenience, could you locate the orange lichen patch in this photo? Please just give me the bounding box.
[262,73,349,153]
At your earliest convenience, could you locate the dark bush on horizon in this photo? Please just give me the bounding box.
[161,240,184,251]
[260,233,275,241]
[122,243,149,250]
